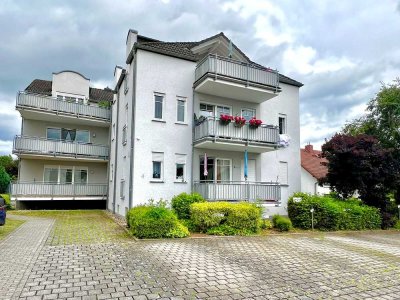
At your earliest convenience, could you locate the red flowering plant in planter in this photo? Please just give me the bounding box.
[249,117,262,129]
[234,116,246,127]
[219,114,234,125]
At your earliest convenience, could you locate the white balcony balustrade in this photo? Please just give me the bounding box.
[16,92,111,122]
[193,181,281,202]
[13,136,109,160]
[194,118,279,153]
[12,182,108,200]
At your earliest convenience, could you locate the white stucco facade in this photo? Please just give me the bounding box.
[301,167,331,195]
[108,30,303,217]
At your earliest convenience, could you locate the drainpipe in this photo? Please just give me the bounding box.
[191,87,195,194]
[112,81,122,214]
[128,56,137,209]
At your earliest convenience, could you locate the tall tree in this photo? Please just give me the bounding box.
[0,166,10,194]
[0,155,18,180]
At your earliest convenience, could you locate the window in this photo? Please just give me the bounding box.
[199,103,214,118]
[177,98,186,123]
[241,108,256,121]
[217,106,231,116]
[200,156,214,181]
[75,130,89,143]
[124,72,129,94]
[112,123,116,141]
[110,164,114,182]
[216,159,231,182]
[44,167,58,183]
[152,152,164,180]
[175,154,186,182]
[279,114,287,134]
[154,94,164,120]
[122,125,127,145]
[43,166,88,184]
[74,168,88,184]
[120,180,125,199]
[56,93,84,104]
[279,161,288,185]
[47,128,61,140]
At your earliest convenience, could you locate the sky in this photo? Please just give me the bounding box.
[1,0,400,154]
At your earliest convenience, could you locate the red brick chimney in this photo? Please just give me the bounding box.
[305,144,313,152]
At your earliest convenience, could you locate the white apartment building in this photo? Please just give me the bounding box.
[109,30,303,216]
[12,71,113,208]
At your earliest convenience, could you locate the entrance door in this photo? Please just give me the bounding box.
[242,159,256,182]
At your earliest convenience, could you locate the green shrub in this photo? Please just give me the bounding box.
[126,205,189,239]
[288,192,382,230]
[190,202,261,235]
[0,167,10,194]
[394,220,400,230]
[0,194,11,209]
[260,219,273,230]
[171,192,205,219]
[180,219,197,232]
[206,224,254,236]
[272,215,292,232]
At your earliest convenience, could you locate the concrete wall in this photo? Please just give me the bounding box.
[52,71,89,98]
[301,167,331,195]
[22,119,109,145]
[19,159,107,183]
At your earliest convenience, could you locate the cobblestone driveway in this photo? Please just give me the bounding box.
[3,214,400,300]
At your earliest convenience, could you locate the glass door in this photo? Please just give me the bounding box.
[60,167,73,184]
[216,159,231,182]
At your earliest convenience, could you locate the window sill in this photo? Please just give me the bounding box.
[150,180,164,183]
[174,181,187,184]
[152,119,166,123]
[175,122,188,126]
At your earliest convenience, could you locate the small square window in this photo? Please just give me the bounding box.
[176,163,185,181]
[152,152,164,180]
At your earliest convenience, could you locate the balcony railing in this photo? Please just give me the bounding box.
[193,181,281,202]
[194,118,280,146]
[195,54,280,91]
[11,182,108,199]
[16,92,111,121]
[13,136,109,160]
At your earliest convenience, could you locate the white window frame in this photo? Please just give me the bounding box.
[46,127,90,143]
[153,92,165,121]
[176,97,187,124]
[55,92,85,104]
[279,161,288,185]
[120,179,125,199]
[279,114,287,134]
[199,102,232,119]
[151,152,164,182]
[43,165,89,184]
[175,154,187,182]
[215,158,232,182]
[241,108,256,121]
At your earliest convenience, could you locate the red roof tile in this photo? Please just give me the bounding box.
[301,145,328,180]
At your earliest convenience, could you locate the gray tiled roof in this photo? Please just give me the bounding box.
[133,33,303,87]
[25,79,114,102]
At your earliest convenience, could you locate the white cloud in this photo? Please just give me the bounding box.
[0,140,12,155]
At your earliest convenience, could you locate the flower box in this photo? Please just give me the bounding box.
[219,114,233,125]
[234,116,246,128]
[249,117,262,129]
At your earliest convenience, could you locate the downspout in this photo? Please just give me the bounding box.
[112,78,123,214]
[191,87,195,193]
[128,53,137,209]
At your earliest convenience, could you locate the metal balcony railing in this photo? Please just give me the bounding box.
[13,136,109,160]
[194,117,280,146]
[16,92,111,121]
[195,54,280,91]
[11,182,108,198]
[193,181,281,202]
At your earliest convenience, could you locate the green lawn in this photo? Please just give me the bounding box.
[10,210,130,245]
[0,218,25,240]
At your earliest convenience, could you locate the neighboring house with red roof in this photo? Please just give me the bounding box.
[301,144,331,195]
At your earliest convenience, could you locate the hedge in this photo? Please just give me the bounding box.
[0,194,11,209]
[171,192,205,219]
[190,202,262,235]
[126,205,189,239]
[288,192,381,230]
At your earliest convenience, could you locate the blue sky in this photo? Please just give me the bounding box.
[1,0,400,154]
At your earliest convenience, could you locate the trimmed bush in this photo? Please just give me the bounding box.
[288,192,382,230]
[171,192,205,219]
[394,220,400,230]
[0,194,11,209]
[190,202,262,235]
[126,205,189,239]
[260,219,273,230]
[272,215,292,232]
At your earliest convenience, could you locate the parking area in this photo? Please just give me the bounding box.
[2,212,400,299]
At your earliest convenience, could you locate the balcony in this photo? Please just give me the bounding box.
[194,54,280,103]
[13,136,109,161]
[16,92,111,126]
[11,182,108,201]
[193,118,279,153]
[193,181,281,203]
